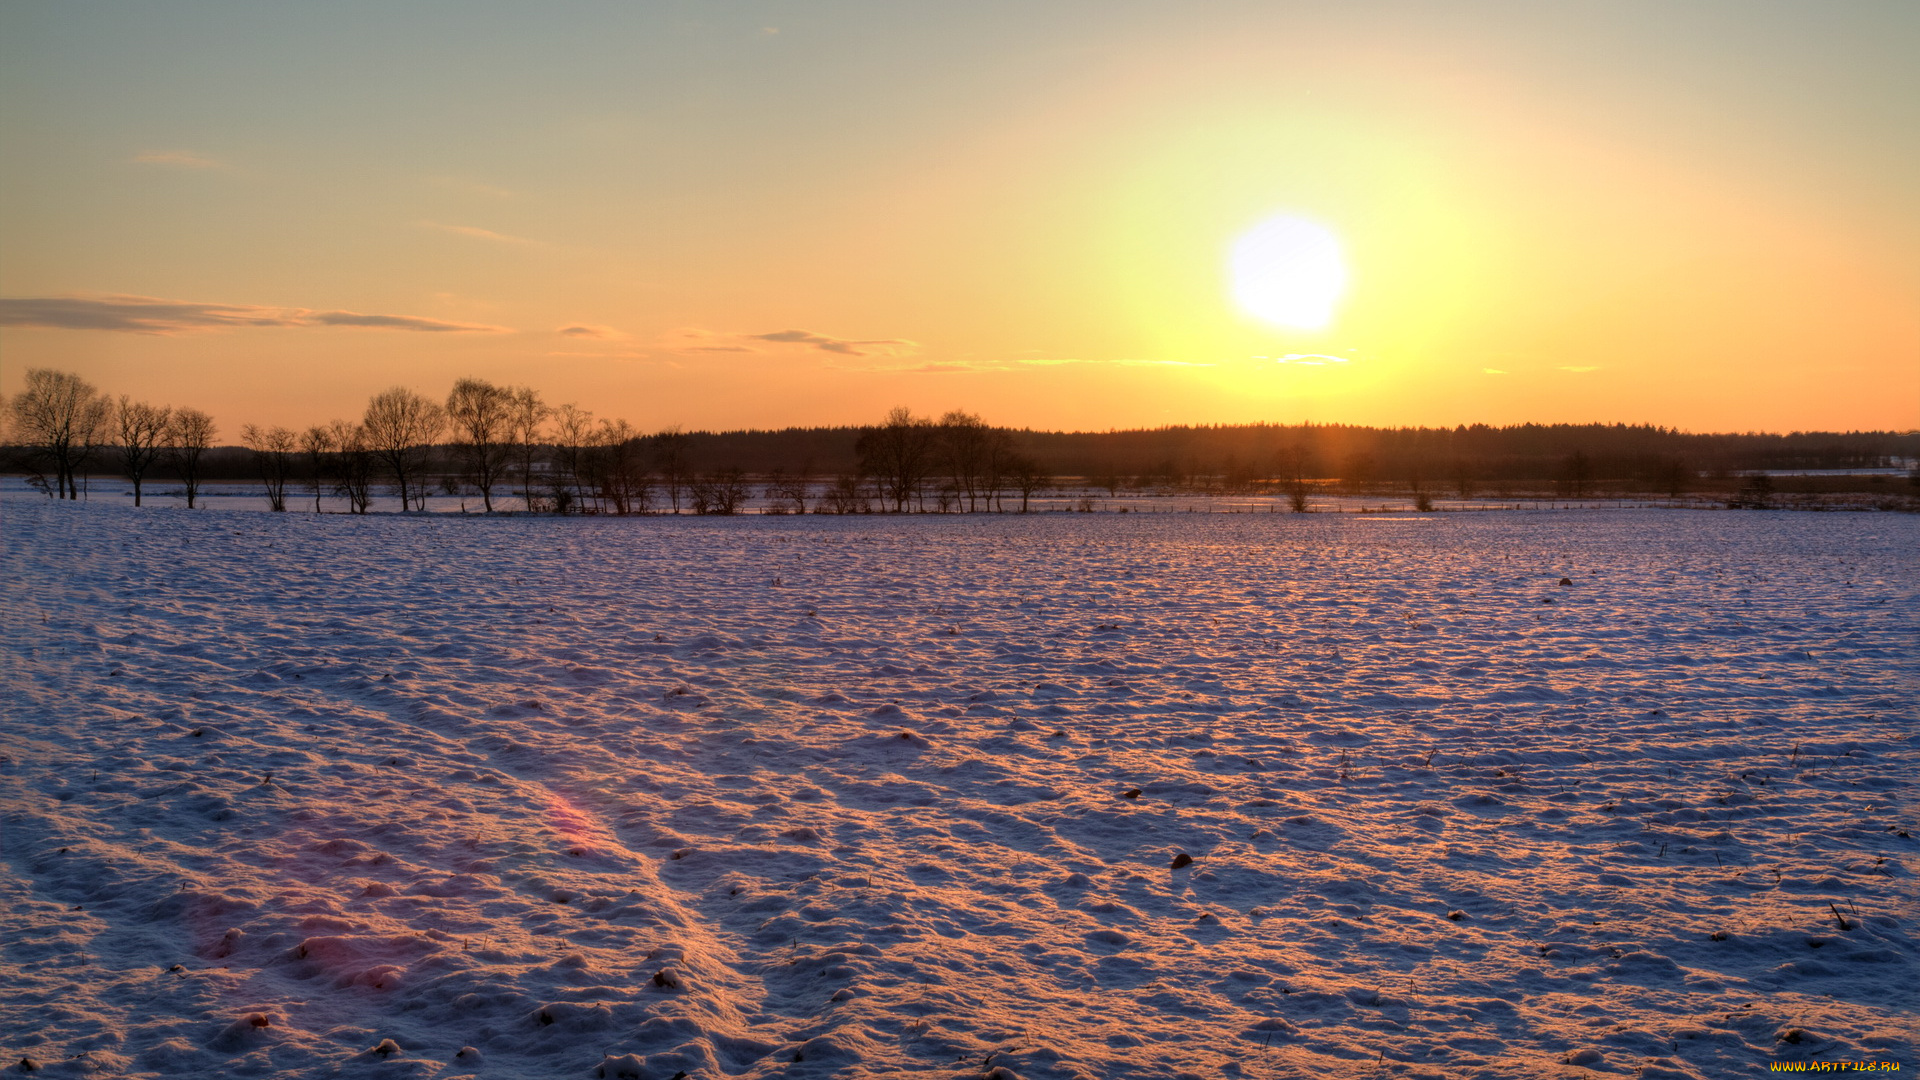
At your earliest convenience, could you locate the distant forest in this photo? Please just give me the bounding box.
[653,422,1918,484]
[7,368,1916,512]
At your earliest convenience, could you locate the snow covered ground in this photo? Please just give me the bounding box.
[2,496,1914,1079]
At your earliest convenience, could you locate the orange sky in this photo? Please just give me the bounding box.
[3,1,1916,435]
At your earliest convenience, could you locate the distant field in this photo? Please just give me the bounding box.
[3,498,1915,1078]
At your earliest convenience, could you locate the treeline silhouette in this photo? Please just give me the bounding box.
[6,368,1916,512]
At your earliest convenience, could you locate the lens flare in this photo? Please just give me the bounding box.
[1229,216,1348,331]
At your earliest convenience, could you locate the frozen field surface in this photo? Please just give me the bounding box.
[3,498,1915,1079]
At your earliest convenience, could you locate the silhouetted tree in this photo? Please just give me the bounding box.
[508,385,550,511]
[763,466,813,514]
[547,403,594,513]
[300,424,335,512]
[979,429,1014,511]
[1408,462,1433,512]
[652,427,692,513]
[241,424,298,511]
[857,407,936,512]
[328,420,375,514]
[1279,445,1313,512]
[363,387,445,511]
[592,418,650,514]
[1006,453,1047,513]
[446,377,515,511]
[939,410,993,511]
[762,467,792,514]
[690,468,748,514]
[785,461,816,513]
[10,368,111,499]
[115,396,172,507]
[167,408,217,509]
[822,472,869,513]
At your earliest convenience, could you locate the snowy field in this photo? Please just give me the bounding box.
[2,497,1915,1079]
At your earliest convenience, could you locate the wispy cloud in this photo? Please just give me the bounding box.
[132,150,227,169]
[661,329,756,353]
[906,357,1213,373]
[1483,368,1509,375]
[0,295,507,334]
[557,324,630,341]
[308,311,498,331]
[747,329,917,357]
[1018,357,1211,368]
[415,221,544,246]
[1272,353,1351,364]
[660,327,918,358]
[543,349,676,364]
[1559,365,1600,373]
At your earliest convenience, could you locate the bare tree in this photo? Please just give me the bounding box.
[938,410,991,511]
[508,385,550,511]
[591,418,651,514]
[328,420,376,514]
[1279,444,1313,512]
[822,472,870,513]
[548,403,594,513]
[362,387,445,511]
[652,427,692,513]
[167,408,218,509]
[10,368,111,499]
[1408,462,1433,512]
[115,396,172,507]
[980,430,1014,511]
[690,468,749,514]
[300,424,335,512]
[762,467,795,514]
[445,378,516,512]
[241,424,299,511]
[764,463,812,514]
[857,406,936,512]
[1006,453,1048,513]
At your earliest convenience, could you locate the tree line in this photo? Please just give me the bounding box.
[1,370,1058,514]
[6,367,1916,513]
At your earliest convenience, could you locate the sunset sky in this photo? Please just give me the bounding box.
[3,1,1916,435]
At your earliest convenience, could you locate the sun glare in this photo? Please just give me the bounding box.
[1230,216,1348,331]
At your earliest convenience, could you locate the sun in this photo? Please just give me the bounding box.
[1229,215,1348,331]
